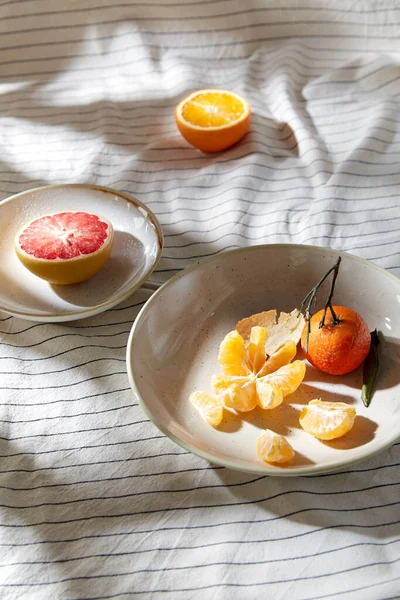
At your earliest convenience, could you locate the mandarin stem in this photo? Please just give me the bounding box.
[301,256,342,352]
[319,257,341,327]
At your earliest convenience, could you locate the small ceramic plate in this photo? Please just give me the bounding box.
[0,184,163,322]
[127,244,400,476]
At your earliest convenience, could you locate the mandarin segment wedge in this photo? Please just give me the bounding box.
[255,379,283,410]
[212,374,257,412]
[189,391,223,427]
[246,326,267,374]
[218,330,251,376]
[299,399,356,440]
[257,429,295,464]
[258,360,306,398]
[257,340,297,377]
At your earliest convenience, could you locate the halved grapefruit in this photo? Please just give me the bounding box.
[14,211,114,285]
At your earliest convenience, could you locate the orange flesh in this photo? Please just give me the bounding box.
[181,93,245,128]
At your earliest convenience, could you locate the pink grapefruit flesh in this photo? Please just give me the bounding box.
[14,211,114,284]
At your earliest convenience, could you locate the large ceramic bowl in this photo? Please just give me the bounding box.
[126,244,400,476]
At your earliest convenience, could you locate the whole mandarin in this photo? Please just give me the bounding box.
[301,305,371,375]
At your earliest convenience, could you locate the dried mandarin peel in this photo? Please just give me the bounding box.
[236,309,305,356]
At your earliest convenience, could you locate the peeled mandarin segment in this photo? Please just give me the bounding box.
[225,380,257,413]
[211,374,250,393]
[299,399,356,440]
[246,326,267,374]
[189,391,223,427]
[218,330,250,376]
[259,360,306,398]
[255,379,283,410]
[257,429,295,464]
[212,374,257,412]
[257,340,297,377]
[307,399,356,417]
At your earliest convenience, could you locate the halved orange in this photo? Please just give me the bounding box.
[175,89,251,152]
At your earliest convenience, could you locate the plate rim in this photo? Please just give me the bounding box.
[126,243,400,477]
[0,183,164,322]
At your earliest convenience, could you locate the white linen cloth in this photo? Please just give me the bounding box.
[0,1,399,598]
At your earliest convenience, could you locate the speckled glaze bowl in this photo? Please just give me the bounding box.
[127,245,400,476]
[0,184,163,321]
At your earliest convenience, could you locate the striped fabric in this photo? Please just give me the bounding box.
[0,1,399,599]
